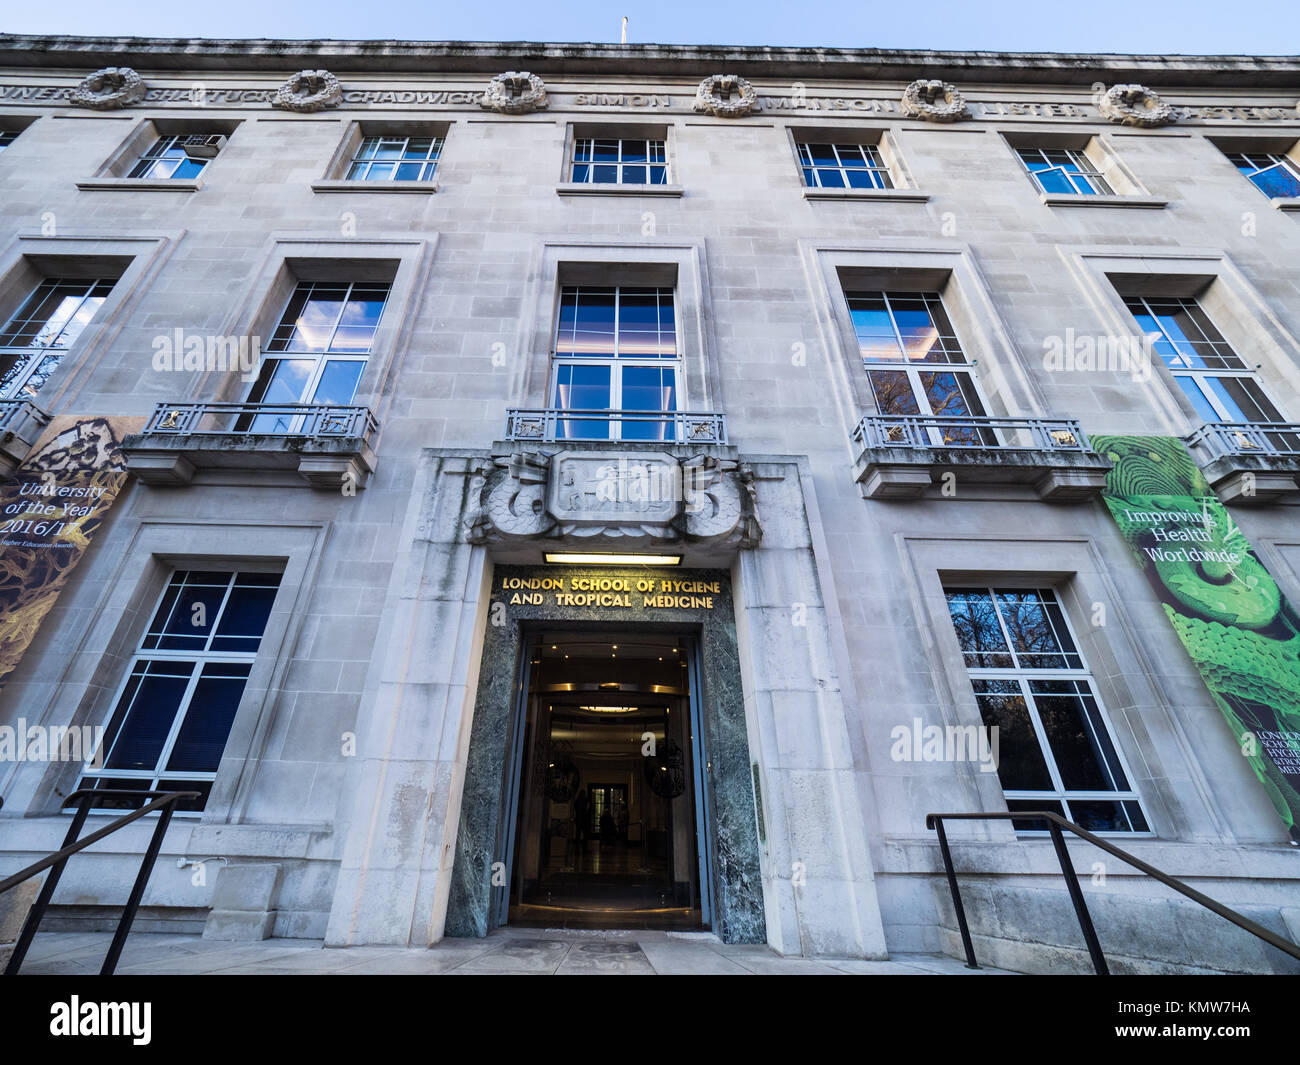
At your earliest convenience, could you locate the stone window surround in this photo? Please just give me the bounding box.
[313,117,451,194]
[897,535,1200,847]
[512,241,720,417]
[875,533,1300,914]
[1253,536,1300,614]
[1070,246,1300,434]
[940,583,1149,833]
[76,115,245,193]
[173,235,432,424]
[21,519,329,827]
[780,123,929,202]
[0,232,175,412]
[807,242,1052,436]
[997,127,1166,208]
[0,113,39,145]
[1202,132,1300,212]
[555,118,684,197]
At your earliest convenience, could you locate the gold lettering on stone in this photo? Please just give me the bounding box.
[497,572,724,612]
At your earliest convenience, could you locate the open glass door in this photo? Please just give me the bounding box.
[502,628,709,931]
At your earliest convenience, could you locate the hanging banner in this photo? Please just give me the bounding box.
[1095,434,1300,843]
[0,416,136,687]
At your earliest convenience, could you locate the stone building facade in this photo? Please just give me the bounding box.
[0,35,1298,973]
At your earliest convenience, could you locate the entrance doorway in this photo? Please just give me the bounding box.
[503,628,711,930]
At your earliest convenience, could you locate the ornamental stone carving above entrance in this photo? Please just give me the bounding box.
[480,71,549,115]
[70,67,146,110]
[1098,84,1175,127]
[465,450,761,551]
[549,451,679,529]
[691,74,760,117]
[901,79,968,122]
[272,69,342,112]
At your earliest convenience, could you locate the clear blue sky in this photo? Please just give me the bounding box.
[1,0,1295,56]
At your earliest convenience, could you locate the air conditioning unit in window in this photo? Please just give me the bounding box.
[179,134,226,159]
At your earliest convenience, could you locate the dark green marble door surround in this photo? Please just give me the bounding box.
[445,564,766,943]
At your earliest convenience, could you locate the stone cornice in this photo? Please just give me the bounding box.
[0,34,1298,89]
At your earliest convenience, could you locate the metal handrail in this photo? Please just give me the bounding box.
[1,788,198,976]
[1183,420,1300,458]
[505,407,728,445]
[926,810,1300,975]
[854,414,1091,452]
[140,402,378,438]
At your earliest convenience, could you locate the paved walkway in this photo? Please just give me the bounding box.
[15,927,1016,975]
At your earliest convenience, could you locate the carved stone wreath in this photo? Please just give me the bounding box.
[1098,84,1175,128]
[691,74,760,118]
[70,67,146,110]
[272,69,342,113]
[480,71,548,115]
[901,79,967,123]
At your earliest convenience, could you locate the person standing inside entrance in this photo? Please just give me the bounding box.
[572,787,590,866]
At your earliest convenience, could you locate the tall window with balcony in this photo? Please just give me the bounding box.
[570,137,668,185]
[550,286,679,441]
[1124,296,1285,425]
[797,142,893,189]
[0,277,116,401]
[78,569,282,813]
[241,280,390,433]
[1015,147,1113,195]
[945,586,1149,833]
[1223,149,1300,199]
[127,133,226,180]
[345,134,443,181]
[847,291,992,445]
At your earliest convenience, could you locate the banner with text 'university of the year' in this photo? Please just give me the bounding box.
[0,416,136,687]
[1095,435,1300,843]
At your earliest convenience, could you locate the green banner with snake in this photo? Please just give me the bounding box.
[1095,435,1300,843]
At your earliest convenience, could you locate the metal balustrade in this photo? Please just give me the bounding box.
[141,402,378,439]
[505,408,727,445]
[1183,420,1300,458]
[0,396,51,441]
[928,810,1300,974]
[853,414,1092,452]
[1,789,199,976]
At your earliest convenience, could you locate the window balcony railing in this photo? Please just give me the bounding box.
[141,402,378,439]
[1183,421,1300,458]
[851,414,1109,502]
[852,413,1092,452]
[1182,421,1300,504]
[504,408,727,445]
[0,396,52,472]
[123,402,380,490]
